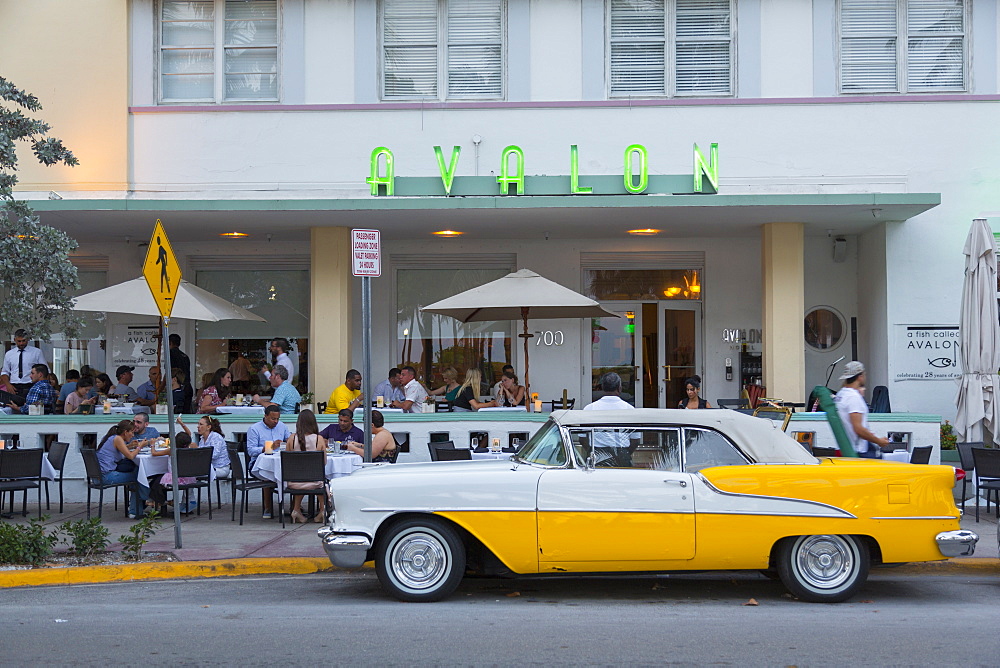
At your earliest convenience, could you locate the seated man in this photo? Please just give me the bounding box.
[7,363,58,414]
[319,408,364,446]
[325,369,364,413]
[253,365,300,414]
[245,405,290,519]
[373,368,405,407]
[391,365,429,413]
[135,367,163,407]
[111,365,139,402]
[128,411,161,448]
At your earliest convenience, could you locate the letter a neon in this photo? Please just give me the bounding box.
[497,145,525,195]
[366,147,395,196]
[434,145,462,195]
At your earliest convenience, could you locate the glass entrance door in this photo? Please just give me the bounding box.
[658,303,702,409]
[589,303,641,406]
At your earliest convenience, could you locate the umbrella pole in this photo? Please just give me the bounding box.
[520,307,531,409]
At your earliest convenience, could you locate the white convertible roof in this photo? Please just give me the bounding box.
[549,409,817,464]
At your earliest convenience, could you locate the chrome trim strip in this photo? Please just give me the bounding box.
[361,507,532,513]
[870,516,959,520]
[696,510,852,518]
[696,473,857,519]
[537,508,696,514]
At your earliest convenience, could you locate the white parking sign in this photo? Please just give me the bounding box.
[351,229,381,277]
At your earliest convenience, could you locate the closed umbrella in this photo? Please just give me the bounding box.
[954,218,1000,443]
[422,269,618,407]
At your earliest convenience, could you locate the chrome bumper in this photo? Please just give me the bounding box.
[935,529,978,557]
[317,526,371,568]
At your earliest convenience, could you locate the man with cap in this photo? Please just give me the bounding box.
[112,365,139,402]
[833,361,889,458]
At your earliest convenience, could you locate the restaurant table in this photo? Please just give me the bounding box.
[356,407,404,413]
[881,450,911,463]
[251,451,363,489]
[39,457,58,480]
[477,406,527,412]
[214,406,266,416]
[103,405,139,415]
[470,451,512,461]
[135,452,216,487]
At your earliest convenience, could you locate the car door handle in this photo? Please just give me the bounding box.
[664,479,687,487]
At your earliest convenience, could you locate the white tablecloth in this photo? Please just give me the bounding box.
[881,450,911,463]
[470,451,512,460]
[40,457,58,481]
[477,406,527,412]
[214,406,265,416]
[251,452,362,489]
[102,405,139,415]
[135,453,217,487]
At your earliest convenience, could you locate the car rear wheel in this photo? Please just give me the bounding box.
[375,517,466,602]
[776,534,869,603]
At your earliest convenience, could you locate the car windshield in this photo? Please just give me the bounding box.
[516,420,567,467]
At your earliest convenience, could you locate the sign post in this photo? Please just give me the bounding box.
[351,229,381,463]
[142,219,183,548]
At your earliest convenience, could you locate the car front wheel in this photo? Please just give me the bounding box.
[375,517,466,602]
[776,534,870,603]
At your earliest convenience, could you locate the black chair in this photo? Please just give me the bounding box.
[227,447,276,525]
[317,402,327,414]
[428,441,455,462]
[956,441,981,507]
[215,440,240,509]
[277,451,327,528]
[812,446,839,458]
[909,446,932,465]
[45,441,70,513]
[547,398,576,410]
[0,448,44,519]
[392,432,410,453]
[173,447,214,519]
[717,399,748,410]
[80,448,132,519]
[971,447,1000,522]
[436,448,472,462]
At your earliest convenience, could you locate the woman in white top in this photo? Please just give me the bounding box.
[287,409,328,523]
[177,414,230,478]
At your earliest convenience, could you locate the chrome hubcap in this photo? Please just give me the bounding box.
[391,530,448,591]
[795,535,854,590]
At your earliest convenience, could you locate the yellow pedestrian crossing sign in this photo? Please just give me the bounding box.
[142,219,182,319]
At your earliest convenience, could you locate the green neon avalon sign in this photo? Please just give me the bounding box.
[365,143,719,197]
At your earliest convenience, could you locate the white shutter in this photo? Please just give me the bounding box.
[609,0,667,96]
[447,0,504,98]
[224,0,278,101]
[160,0,216,101]
[840,0,898,92]
[906,0,965,91]
[383,0,440,98]
[674,0,733,95]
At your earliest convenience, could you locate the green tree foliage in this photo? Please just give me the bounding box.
[0,76,82,339]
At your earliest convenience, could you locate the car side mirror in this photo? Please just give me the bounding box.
[586,450,596,470]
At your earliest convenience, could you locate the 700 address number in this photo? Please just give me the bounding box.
[534,330,564,346]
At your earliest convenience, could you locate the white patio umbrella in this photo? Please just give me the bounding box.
[71,277,265,322]
[422,269,618,407]
[954,218,1000,443]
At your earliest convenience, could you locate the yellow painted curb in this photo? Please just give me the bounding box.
[0,557,339,589]
[884,558,1000,575]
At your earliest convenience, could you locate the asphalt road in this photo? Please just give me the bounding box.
[4,569,998,666]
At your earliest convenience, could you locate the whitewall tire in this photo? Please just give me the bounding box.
[777,534,870,603]
[375,517,466,602]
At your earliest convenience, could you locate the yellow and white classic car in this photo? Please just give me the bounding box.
[319,409,976,602]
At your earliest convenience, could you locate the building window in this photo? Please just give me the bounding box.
[381,0,505,100]
[608,0,734,98]
[839,0,967,93]
[804,306,846,351]
[159,0,279,103]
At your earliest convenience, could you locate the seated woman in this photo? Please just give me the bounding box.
[176,414,230,481]
[342,410,397,462]
[678,375,711,409]
[451,369,497,411]
[198,368,232,414]
[95,419,150,519]
[94,373,114,398]
[148,429,198,513]
[64,376,97,414]
[427,366,461,404]
[286,409,327,524]
[496,370,526,407]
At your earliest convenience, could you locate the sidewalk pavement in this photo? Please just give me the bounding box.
[1,496,997,588]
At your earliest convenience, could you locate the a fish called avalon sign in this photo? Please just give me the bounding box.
[365,143,719,197]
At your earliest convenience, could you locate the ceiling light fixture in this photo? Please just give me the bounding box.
[433,230,463,237]
[628,228,660,236]
[219,231,249,238]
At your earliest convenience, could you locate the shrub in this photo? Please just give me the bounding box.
[59,518,111,563]
[0,516,59,566]
[119,511,161,561]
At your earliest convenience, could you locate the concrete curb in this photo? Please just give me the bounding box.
[1,556,994,589]
[0,557,346,589]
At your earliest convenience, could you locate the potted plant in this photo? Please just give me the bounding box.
[939,420,960,463]
[299,392,315,414]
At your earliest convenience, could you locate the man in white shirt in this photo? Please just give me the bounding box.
[833,361,888,458]
[263,337,294,383]
[397,365,429,413]
[2,329,47,395]
[584,372,635,411]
